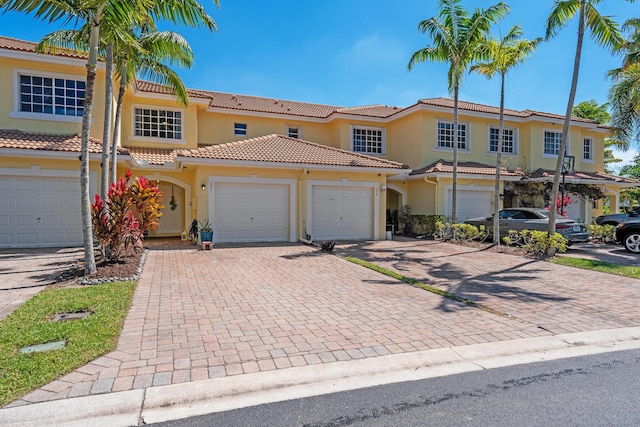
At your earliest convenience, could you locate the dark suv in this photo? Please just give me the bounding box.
[595,206,640,226]
[614,219,640,253]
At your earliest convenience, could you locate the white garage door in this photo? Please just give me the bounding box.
[311,186,373,240]
[447,189,492,222]
[214,183,289,242]
[0,176,83,248]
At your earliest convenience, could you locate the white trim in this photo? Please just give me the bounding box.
[145,173,192,234]
[349,124,386,155]
[11,68,86,123]
[386,183,407,207]
[306,179,380,240]
[131,104,186,144]
[0,48,95,68]
[0,148,102,161]
[486,125,519,156]
[207,176,297,243]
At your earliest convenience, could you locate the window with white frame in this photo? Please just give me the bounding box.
[437,120,468,150]
[286,125,300,139]
[583,137,593,161]
[489,127,517,154]
[234,123,247,136]
[134,108,182,140]
[351,126,385,154]
[543,130,566,156]
[18,73,85,117]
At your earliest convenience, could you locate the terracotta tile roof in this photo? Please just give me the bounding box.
[0,129,116,154]
[125,147,179,165]
[335,105,403,118]
[0,35,86,59]
[419,97,599,124]
[179,134,408,169]
[410,159,524,177]
[526,168,640,184]
[135,80,212,100]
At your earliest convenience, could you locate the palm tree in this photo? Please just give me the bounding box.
[109,29,194,184]
[544,0,630,237]
[408,0,509,224]
[2,0,216,274]
[609,19,640,145]
[470,25,541,244]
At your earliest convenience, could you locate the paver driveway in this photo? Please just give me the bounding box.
[7,239,640,406]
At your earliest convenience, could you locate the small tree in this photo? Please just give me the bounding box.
[91,170,163,262]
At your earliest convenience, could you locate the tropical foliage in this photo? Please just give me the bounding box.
[408,0,508,224]
[471,25,541,243]
[91,171,163,262]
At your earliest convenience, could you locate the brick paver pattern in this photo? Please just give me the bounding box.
[7,239,640,406]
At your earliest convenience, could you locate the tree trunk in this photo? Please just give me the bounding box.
[110,61,127,185]
[493,73,505,244]
[100,43,113,202]
[81,10,103,275]
[451,81,459,226]
[548,2,585,236]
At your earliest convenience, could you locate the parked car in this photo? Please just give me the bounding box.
[465,207,590,244]
[614,218,640,253]
[595,206,640,226]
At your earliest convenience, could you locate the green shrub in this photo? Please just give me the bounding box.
[587,223,615,242]
[408,214,449,236]
[503,230,567,256]
[434,221,488,242]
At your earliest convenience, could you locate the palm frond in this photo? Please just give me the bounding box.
[545,0,580,40]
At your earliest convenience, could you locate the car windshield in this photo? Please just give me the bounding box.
[535,210,549,218]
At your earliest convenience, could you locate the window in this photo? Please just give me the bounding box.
[286,125,300,139]
[351,126,385,154]
[437,120,468,150]
[134,108,182,140]
[543,130,566,156]
[489,127,516,154]
[583,138,593,161]
[234,123,247,136]
[19,73,85,117]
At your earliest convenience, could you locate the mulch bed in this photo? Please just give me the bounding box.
[48,251,143,289]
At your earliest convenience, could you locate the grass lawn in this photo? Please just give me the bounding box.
[0,281,136,406]
[552,257,640,279]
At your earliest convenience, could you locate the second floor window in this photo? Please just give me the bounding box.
[19,74,85,117]
[437,121,467,150]
[543,130,565,156]
[234,123,247,136]
[286,125,300,139]
[489,127,516,154]
[583,138,593,161]
[352,126,384,154]
[134,108,182,140]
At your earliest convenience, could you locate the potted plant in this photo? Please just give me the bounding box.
[199,220,213,242]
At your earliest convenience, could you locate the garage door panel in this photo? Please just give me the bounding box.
[0,175,83,248]
[312,186,373,241]
[213,182,289,243]
[448,189,492,223]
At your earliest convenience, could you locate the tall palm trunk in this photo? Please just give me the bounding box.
[110,61,127,184]
[100,43,113,201]
[493,73,505,244]
[81,7,104,275]
[451,77,459,225]
[548,2,585,236]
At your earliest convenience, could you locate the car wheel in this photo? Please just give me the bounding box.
[623,232,640,253]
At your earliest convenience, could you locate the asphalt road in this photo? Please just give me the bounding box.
[152,349,640,427]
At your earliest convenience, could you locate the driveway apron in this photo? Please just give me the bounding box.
[6,239,640,406]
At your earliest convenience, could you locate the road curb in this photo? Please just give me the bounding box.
[2,327,640,426]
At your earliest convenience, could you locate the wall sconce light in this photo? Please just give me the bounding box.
[380,185,387,193]
[201,184,206,191]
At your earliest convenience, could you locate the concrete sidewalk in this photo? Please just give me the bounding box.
[2,239,640,425]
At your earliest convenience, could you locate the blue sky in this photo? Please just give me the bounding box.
[0,0,638,167]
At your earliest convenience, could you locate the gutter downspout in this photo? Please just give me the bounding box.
[424,176,438,214]
[299,168,313,244]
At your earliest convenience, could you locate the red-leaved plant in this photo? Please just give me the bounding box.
[91,170,163,261]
